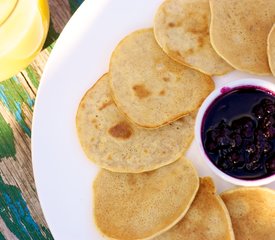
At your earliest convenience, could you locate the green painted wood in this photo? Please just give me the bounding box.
[25,67,40,90]
[68,0,83,13]
[44,19,59,49]
[0,77,34,137]
[0,232,5,240]
[0,177,54,240]
[0,114,15,159]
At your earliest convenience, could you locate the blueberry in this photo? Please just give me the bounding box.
[207,130,218,142]
[205,124,233,153]
[230,133,242,147]
[205,130,219,152]
[252,104,265,119]
[254,130,265,142]
[218,148,232,158]
[217,158,232,170]
[229,151,239,161]
[260,115,275,128]
[263,126,275,139]
[216,120,231,134]
[233,128,241,135]
[246,152,262,171]
[246,161,261,171]
[217,120,229,129]
[245,143,257,154]
[228,151,245,167]
[232,117,255,138]
[231,117,246,129]
[249,151,261,162]
[261,99,275,114]
[205,140,217,152]
[217,136,231,147]
[265,104,275,115]
[261,98,274,106]
[235,155,246,169]
[266,157,275,173]
[256,141,272,154]
[242,128,254,138]
[252,98,275,120]
[263,142,272,154]
[242,122,255,138]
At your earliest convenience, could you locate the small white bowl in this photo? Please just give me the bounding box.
[195,78,275,186]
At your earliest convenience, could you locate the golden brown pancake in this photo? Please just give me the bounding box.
[210,0,275,75]
[221,187,275,240]
[154,0,233,76]
[268,24,275,76]
[153,177,235,240]
[109,29,214,128]
[76,73,196,173]
[94,157,199,240]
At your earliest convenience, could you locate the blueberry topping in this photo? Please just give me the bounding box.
[202,87,275,180]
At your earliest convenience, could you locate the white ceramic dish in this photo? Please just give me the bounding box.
[32,0,275,239]
[195,79,275,186]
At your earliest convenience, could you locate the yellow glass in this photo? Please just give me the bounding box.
[0,0,50,81]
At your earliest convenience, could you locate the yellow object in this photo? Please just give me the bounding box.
[0,0,50,81]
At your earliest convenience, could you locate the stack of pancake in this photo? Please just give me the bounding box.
[76,0,275,239]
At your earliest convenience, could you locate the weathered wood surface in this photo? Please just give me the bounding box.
[0,1,84,239]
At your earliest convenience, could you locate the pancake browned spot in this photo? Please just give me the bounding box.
[108,121,133,139]
[91,119,99,129]
[110,29,214,128]
[154,0,233,76]
[127,175,137,185]
[168,22,176,28]
[99,100,113,111]
[159,90,166,96]
[76,73,196,172]
[187,23,208,35]
[133,84,151,99]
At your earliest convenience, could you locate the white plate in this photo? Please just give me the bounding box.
[32,0,275,239]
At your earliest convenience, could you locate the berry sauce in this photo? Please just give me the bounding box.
[202,86,275,180]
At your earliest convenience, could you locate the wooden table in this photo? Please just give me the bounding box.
[0,1,84,239]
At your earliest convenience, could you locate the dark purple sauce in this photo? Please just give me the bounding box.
[202,86,275,180]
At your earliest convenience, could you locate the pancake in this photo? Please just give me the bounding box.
[210,0,275,75]
[109,29,214,128]
[268,24,275,76]
[76,73,196,173]
[93,157,199,240]
[154,0,233,76]
[221,187,275,240]
[153,177,235,240]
